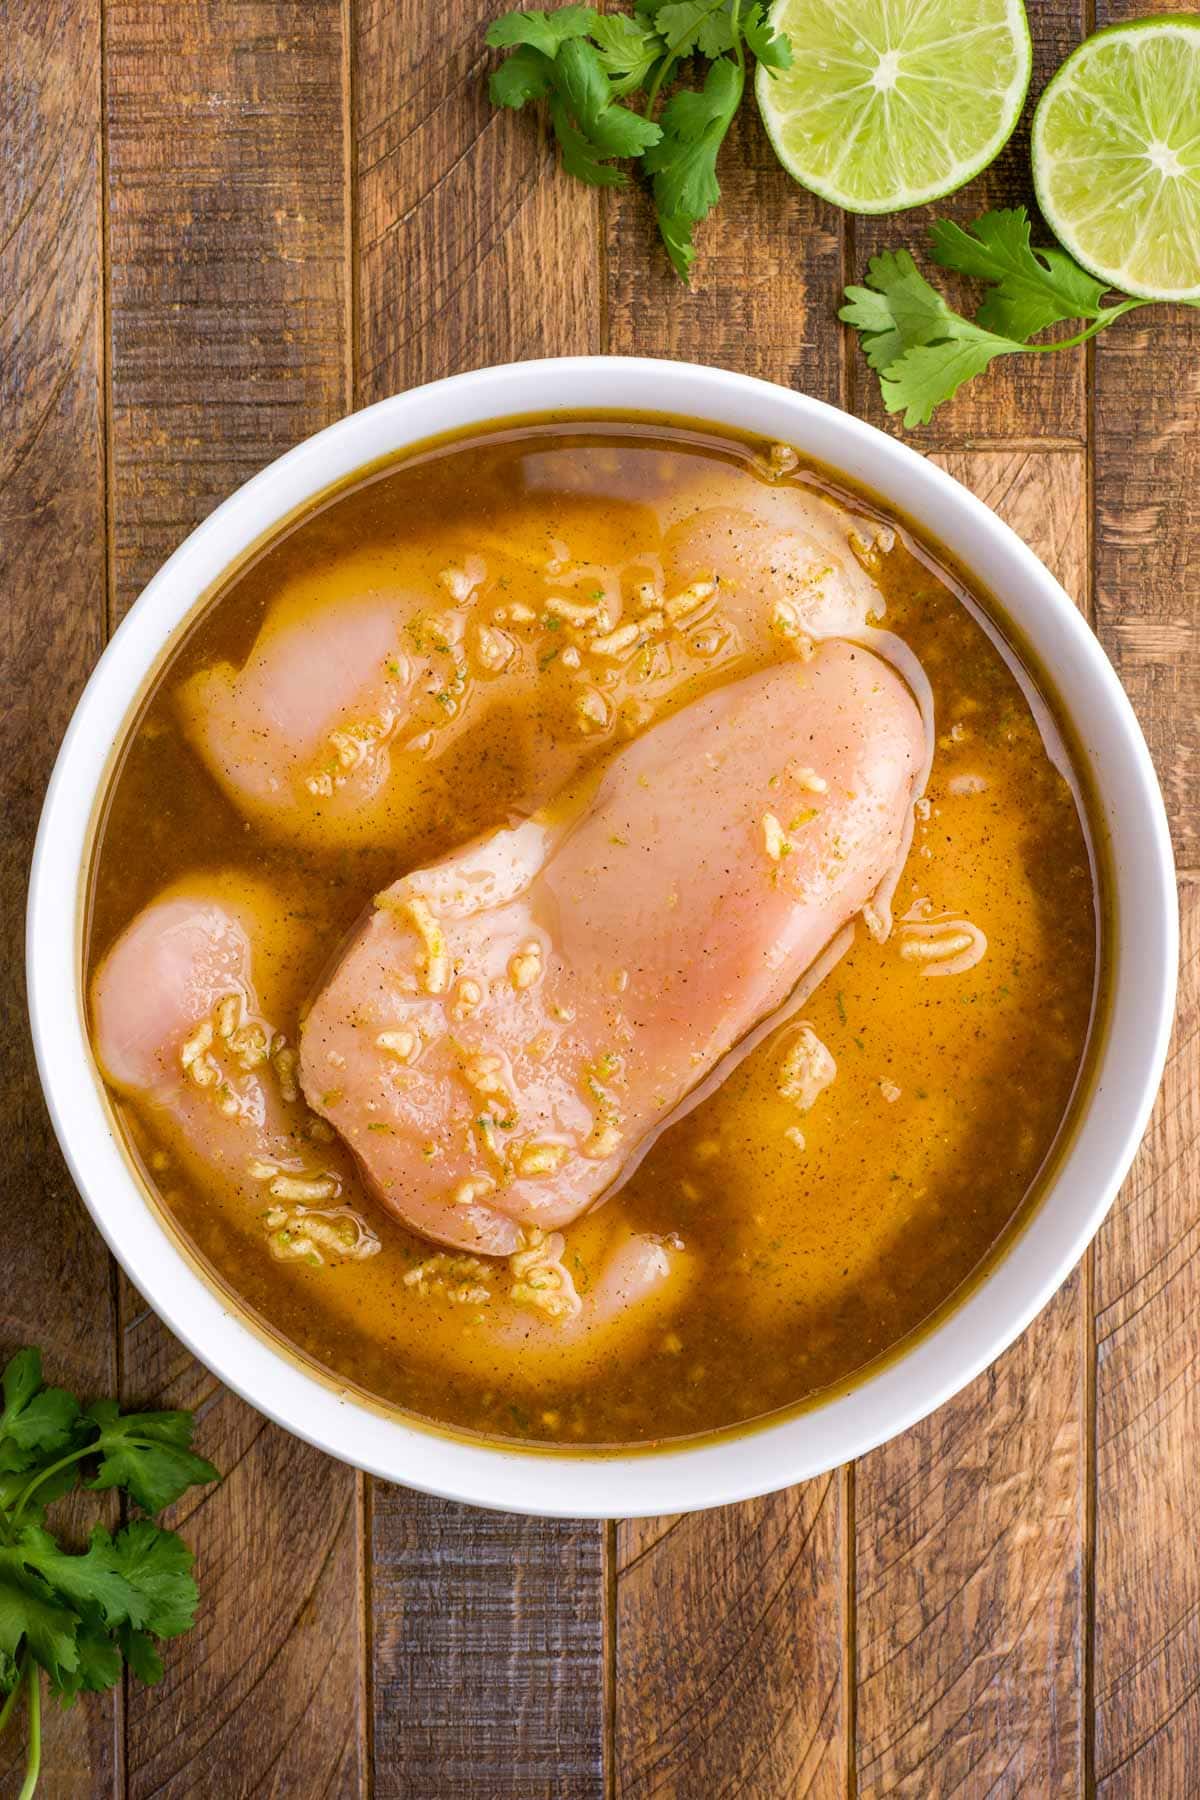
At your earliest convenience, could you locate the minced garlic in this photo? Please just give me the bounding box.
[508,941,543,990]
[377,891,449,995]
[588,620,642,658]
[762,813,790,861]
[450,977,484,1020]
[451,1173,497,1207]
[271,1041,300,1103]
[664,579,714,622]
[268,1173,339,1203]
[574,688,609,735]
[514,1140,568,1178]
[778,1024,836,1112]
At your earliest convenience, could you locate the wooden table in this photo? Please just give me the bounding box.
[3,2,1197,1794]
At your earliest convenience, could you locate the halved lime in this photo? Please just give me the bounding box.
[1032,18,1200,302]
[755,0,1032,213]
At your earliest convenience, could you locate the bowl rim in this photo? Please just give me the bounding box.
[26,355,1179,1519]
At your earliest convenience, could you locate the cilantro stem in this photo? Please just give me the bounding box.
[1019,298,1148,352]
[731,0,747,75]
[17,1664,40,1800]
[641,0,731,116]
[8,1445,93,1525]
[0,1654,26,1740]
[642,53,676,117]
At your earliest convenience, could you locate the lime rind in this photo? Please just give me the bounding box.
[1032,17,1200,302]
[756,0,1033,214]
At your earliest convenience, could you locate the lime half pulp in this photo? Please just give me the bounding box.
[1033,17,1200,302]
[755,0,1032,213]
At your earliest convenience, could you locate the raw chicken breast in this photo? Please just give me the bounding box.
[176,590,423,845]
[90,875,686,1355]
[176,478,893,851]
[661,473,887,645]
[300,642,925,1255]
[89,875,375,1249]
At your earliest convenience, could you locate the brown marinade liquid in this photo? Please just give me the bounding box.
[87,420,1100,1449]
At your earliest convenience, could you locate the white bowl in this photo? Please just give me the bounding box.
[27,357,1178,1518]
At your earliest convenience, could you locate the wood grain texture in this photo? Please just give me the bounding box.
[103,6,362,1795]
[369,1488,605,1798]
[355,0,600,402]
[105,0,350,617]
[848,0,1086,449]
[1092,882,1200,1794]
[606,106,845,397]
[0,3,117,1793]
[614,1485,845,1798]
[354,4,607,1793]
[605,123,847,1800]
[856,1281,1084,1797]
[1093,313,1200,865]
[118,1310,363,1800]
[854,451,1090,1798]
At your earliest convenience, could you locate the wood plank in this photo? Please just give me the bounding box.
[370,1488,605,1798]
[848,0,1087,449]
[606,101,847,1800]
[354,6,607,1795]
[1093,309,1200,866]
[355,0,600,401]
[1092,884,1200,1793]
[1089,0,1200,1776]
[103,6,362,1795]
[117,1313,363,1800]
[854,451,1089,1797]
[106,0,350,617]
[615,1487,845,1798]
[0,3,118,1794]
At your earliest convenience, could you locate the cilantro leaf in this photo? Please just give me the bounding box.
[0,1350,218,1792]
[0,1460,80,1522]
[85,1402,219,1515]
[554,38,661,158]
[547,98,630,186]
[840,248,972,373]
[104,1520,199,1639]
[485,6,598,56]
[653,0,734,58]
[13,1526,147,1630]
[839,246,1019,426]
[0,1350,80,1473]
[742,2,791,70]
[588,11,664,94]
[1,1351,42,1423]
[486,0,791,279]
[643,55,743,278]
[489,23,661,190]
[841,208,1173,427]
[117,1624,164,1687]
[0,1556,80,1688]
[929,208,1109,340]
[489,44,554,108]
[879,335,1019,428]
[53,1622,123,1705]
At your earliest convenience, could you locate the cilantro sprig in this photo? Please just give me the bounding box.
[841,207,1200,428]
[486,0,791,280]
[0,1348,218,1797]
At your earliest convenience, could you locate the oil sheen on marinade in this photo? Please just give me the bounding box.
[86,422,1098,1448]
